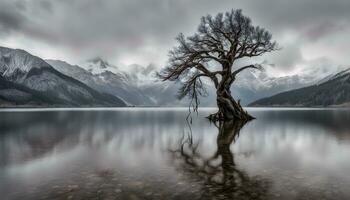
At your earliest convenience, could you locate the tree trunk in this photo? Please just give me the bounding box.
[208,88,254,121]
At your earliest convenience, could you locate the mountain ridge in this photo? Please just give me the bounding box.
[249,68,350,107]
[2,46,347,108]
[49,58,331,107]
[0,46,126,107]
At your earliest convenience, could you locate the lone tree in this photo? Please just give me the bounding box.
[158,9,277,121]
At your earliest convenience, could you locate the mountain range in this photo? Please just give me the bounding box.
[0,46,348,107]
[0,47,125,107]
[46,57,331,107]
[249,68,350,107]
[46,58,185,106]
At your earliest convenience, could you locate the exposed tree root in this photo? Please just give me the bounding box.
[207,93,255,122]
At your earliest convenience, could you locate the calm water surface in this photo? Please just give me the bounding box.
[1,108,350,200]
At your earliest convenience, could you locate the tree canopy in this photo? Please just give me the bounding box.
[159,9,278,120]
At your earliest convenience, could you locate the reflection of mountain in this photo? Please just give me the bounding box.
[0,109,191,167]
[249,109,350,139]
[2,109,350,199]
[170,120,270,199]
[0,112,83,166]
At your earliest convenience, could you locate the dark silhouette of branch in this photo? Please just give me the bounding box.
[232,64,263,78]
[158,9,278,120]
[169,120,270,199]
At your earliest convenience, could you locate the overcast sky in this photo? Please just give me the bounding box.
[0,0,349,76]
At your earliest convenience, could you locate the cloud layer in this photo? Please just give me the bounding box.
[0,0,349,75]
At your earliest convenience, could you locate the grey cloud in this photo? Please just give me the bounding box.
[301,22,346,42]
[0,1,27,34]
[0,0,349,72]
[268,45,304,70]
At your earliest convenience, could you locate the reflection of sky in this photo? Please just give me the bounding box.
[1,108,350,198]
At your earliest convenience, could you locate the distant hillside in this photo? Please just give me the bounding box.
[46,59,154,106]
[0,47,126,107]
[2,46,347,108]
[48,58,334,107]
[249,68,350,107]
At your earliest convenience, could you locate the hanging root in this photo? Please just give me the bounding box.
[207,111,223,121]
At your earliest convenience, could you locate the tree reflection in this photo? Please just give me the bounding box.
[170,120,270,200]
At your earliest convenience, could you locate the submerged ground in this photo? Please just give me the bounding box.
[1,107,350,200]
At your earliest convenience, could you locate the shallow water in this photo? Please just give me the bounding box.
[1,108,350,200]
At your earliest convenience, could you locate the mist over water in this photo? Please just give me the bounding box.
[1,108,350,200]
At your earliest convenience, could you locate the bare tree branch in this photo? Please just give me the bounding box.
[232,64,263,77]
[158,9,278,120]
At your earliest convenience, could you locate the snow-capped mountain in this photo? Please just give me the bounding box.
[48,59,196,106]
[80,57,129,81]
[46,59,155,105]
[0,47,126,107]
[316,67,350,85]
[47,55,346,106]
[2,46,344,107]
[48,57,335,106]
[231,68,325,105]
[249,67,350,107]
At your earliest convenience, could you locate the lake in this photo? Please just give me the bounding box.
[1,108,350,200]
